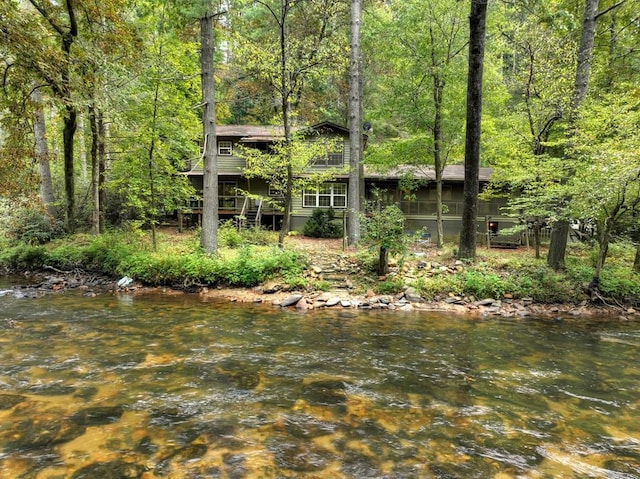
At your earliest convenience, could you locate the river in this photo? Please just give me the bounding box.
[0,280,639,478]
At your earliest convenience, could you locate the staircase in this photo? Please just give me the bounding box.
[235,197,262,230]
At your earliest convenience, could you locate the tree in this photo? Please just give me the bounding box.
[26,0,79,233]
[109,2,199,248]
[364,0,468,249]
[238,131,344,229]
[568,89,640,291]
[458,0,488,260]
[347,0,362,246]
[362,200,408,276]
[481,1,576,258]
[200,1,219,254]
[231,0,347,246]
[31,86,57,219]
[547,0,600,270]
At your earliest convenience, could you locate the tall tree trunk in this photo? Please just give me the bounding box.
[97,111,106,233]
[31,87,57,219]
[633,240,640,273]
[78,113,87,183]
[347,0,362,246]
[547,0,599,270]
[62,104,77,233]
[200,3,218,254]
[89,101,100,235]
[433,76,444,248]
[458,0,488,260]
[278,0,292,248]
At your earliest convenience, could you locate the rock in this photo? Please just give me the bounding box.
[325,297,341,307]
[263,282,282,294]
[301,380,349,406]
[296,298,310,310]
[340,300,352,308]
[404,287,424,303]
[71,406,124,426]
[280,294,303,307]
[0,394,26,410]
[475,298,496,306]
[72,461,146,479]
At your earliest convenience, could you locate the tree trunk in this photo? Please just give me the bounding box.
[97,110,106,233]
[78,113,87,183]
[633,241,640,273]
[433,76,444,248]
[347,0,362,246]
[89,101,100,235]
[458,0,488,260]
[547,0,599,270]
[377,246,389,276]
[278,1,293,249]
[62,103,77,233]
[31,87,57,219]
[200,4,218,254]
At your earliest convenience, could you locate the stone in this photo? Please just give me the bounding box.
[340,300,351,308]
[325,297,341,307]
[404,287,424,303]
[280,294,303,307]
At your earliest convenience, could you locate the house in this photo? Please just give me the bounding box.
[181,121,513,241]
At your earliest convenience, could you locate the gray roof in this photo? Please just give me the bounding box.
[216,125,284,141]
[365,164,493,182]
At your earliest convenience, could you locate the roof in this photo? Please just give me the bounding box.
[216,121,349,142]
[365,164,493,182]
[216,125,284,142]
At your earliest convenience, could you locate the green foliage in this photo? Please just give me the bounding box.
[0,244,48,269]
[118,245,305,288]
[7,206,63,245]
[218,221,244,248]
[410,274,464,301]
[303,208,343,238]
[218,222,278,248]
[375,277,404,295]
[362,202,409,257]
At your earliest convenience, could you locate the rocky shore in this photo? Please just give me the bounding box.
[2,258,637,321]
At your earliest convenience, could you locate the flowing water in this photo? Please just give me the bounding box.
[0,281,639,478]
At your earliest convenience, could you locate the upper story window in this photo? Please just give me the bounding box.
[311,146,344,167]
[218,141,233,156]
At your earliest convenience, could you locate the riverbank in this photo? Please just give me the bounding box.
[2,233,639,320]
[2,265,636,321]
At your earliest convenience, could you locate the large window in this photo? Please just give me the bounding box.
[303,183,347,208]
[218,141,233,156]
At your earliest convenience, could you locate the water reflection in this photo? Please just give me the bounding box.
[0,286,639,478]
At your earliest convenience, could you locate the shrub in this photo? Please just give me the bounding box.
[303,208,343,238]
[375,277,404,295]
[9,206,63,245]
[218,221,243,248]
[0,244,49,269]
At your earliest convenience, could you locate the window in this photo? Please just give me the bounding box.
[303,183,347,208]
[312,146,344,167]
[218,141,233,156]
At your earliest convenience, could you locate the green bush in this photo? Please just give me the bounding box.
[375,277,405,294]
[218,221,243,248]
[0,244,49,269]
[8,207,63,245]
[303,208,343,238]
